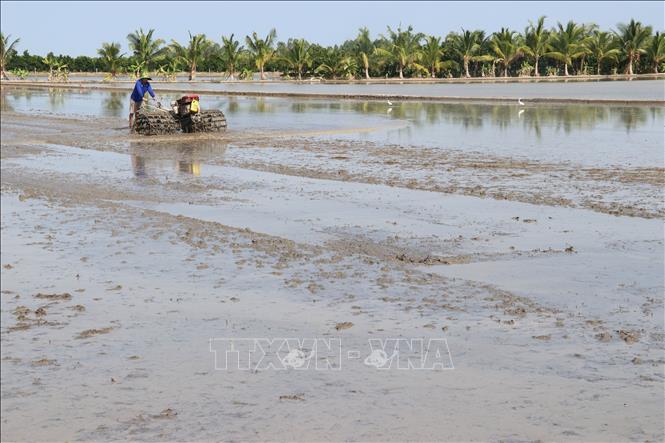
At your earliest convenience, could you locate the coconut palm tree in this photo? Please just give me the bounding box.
[97,42,124,78]
[473,34,497,76]
[586,31,620,75]
[1,33,20,80]
[615,19,653,75]
[221,34,243,80]
[245,28,277,80]
[376,25,424,79]
[420,36,445,78]
[170,32,210,80]
[315,46,357,79]
[546,21,589,76]
[491,28,524,77]
[281,38,311,80]
[645,32,665,73]
[523,16,549,76]
[355,27,374,79]
[577,23,598,75]
[127,28,165,72]
[449,29,487,78]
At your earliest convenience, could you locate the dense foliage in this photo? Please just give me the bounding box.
[4,18,664,79]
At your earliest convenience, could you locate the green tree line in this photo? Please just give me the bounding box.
[2,18,664,81]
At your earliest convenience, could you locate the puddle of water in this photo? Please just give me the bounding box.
[430,245,663,320]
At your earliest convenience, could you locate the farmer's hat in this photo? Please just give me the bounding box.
[139,77,153,81]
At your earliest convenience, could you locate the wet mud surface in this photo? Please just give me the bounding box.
[1,89,663,441]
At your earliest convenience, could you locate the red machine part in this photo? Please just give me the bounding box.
[177,95,200,104]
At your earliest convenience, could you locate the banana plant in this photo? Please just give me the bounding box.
[157,59,179,81]
[127,61,146,79]
[11,68,29,79]
[239,68,254,80]
[57,64,69,82]
[42,55,68,81]
[42,55,55,81]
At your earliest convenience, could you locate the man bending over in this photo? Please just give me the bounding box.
[129,77,161,130]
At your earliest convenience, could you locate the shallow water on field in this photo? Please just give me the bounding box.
[3,189,660,442]
[2,88,663,167]
[5,143,663,324]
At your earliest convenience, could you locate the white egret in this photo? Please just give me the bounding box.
[517,98,525,106]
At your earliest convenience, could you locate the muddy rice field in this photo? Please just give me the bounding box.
[1,84,664,441]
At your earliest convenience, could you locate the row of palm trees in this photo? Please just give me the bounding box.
[3,18,664,81]
[440,18,662,78]
[96,28,281,80]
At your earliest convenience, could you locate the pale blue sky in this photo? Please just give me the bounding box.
[1,1,663,56]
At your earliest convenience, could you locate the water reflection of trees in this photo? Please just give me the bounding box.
[2,88,658,138]
[238,100,659,136]
[0,92,14,112]
[47,88,66,109]
[226,97,239,113]
[103,92,125,117]
[291,102,307,113]
[1,88,37,111]
[2,87,67,111]
[610,107,649,133]
[377,102,657,136]
[251,98,274,114]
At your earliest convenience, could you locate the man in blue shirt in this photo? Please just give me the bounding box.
[129,77,161,130]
